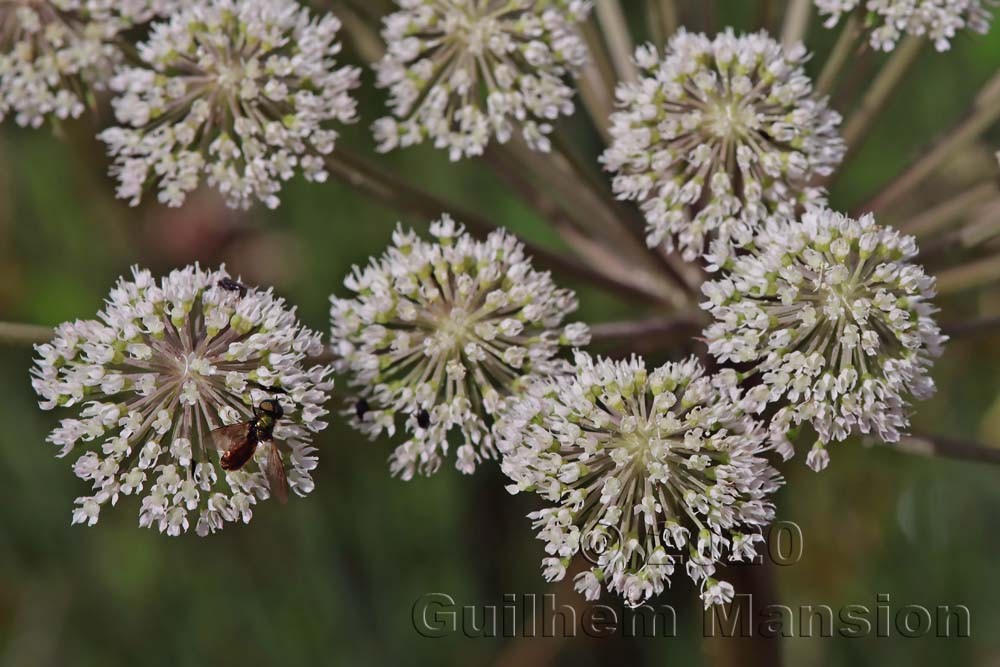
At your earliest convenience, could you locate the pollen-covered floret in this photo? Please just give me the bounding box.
[0,0,173,128]
[31,265,334,536]
[330,215,589,479]
[700,208,946,470]
[373,0,592,160]
[815,0,994,51]
[497,352,783,607]
[602,30,844,262]
[98,0,360,209]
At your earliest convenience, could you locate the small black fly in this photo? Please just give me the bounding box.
[218,277,248,297]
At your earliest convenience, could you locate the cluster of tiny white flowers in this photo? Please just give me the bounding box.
[601,30,844,262]
[0,0,172,128]
[815,0,995,51]
[98,0,361,210]
[700,208,946,470]
[31,265,334,536]
[497,352,782,608]
[373,0,592,161]
[330,215,590,480]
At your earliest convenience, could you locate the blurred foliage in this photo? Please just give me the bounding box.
[1,2,999,666]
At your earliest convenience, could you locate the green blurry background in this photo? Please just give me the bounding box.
[1,2,999,665]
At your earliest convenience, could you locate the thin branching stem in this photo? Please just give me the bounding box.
[656,0,679,40]
[482,147,673,304]
[0,322,53,346]
[781,0,812,47]
[547,131,702,293]
[498,138,694,306]
[933,251,1000,295]
[859,72,1000,215]
[595,0,638,84]
[901,180,999,236]
[581,19,618,99]
[841,35,925,153]
[893,433,1000,466]
[576,62,614,143]
[943,315,1000,339]
[336,2,385,62]
[589,313,707,345]
[816,12,863,96]
[322,151,670,304]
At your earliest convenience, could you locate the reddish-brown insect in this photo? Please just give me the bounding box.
[211,398,289,504]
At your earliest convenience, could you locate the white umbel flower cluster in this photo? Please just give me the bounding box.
[30,265,334,536]
[373,0,592,161]
[815,0,994,51]
[330,215,590,480]
[701,208,946,471]
[0,1,169,128]
[497,352,782,608]
[98,0,361,210]
[601,30,845,262]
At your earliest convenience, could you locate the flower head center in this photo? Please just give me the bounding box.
[705,99,755,139]
[435,306,476,346]
[213,59,247,94]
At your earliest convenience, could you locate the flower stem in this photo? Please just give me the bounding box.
[576,62,614,144]
[934,251,1000,295]
[893,433,1000,466]
[581,19,618,97]
[482,147,678,304]
[589,313,706,345]
[704,561,783,667]
[322,150,669,304]
[901,180,998,237]
[700,0,717,33]
[781,0,812,48]
[595,0,638,84]
[336,2,385,62]
[858,71,1000,215]
[815,12,863,96]
[647,0,679,47]
[937,254,1000,295]
[0,322,53,346]
[841,35,924,152]
[498,138,694,306]
[943,314,1000,339]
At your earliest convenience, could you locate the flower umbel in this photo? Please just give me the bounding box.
[601,30,844,262]
[815,0,995,51]
[31,265,334,536]
[0,0,167,128]
[497,352,782,607]
[330,215,590,479]
[373,0,592,161]
[700,208,947,470]
[98,0,361,209]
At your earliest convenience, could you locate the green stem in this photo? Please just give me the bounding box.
[943,315,1000,339]
[482,147,673,304]
[0,322,53,346]
[595,0,637,84]
[816,12,863,96]
[858,71,1000,215]
[336,2,385,62]
[781,0,812,47]
[934,251,1000,295]
[841,35,925,153]
[322,151,667,304]
[661,0,680,38]
[589,313,707,345]
[893,433,1000,466]
[901,181,998,236]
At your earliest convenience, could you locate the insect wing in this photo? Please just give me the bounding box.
[210,422,252,452]
[264,441,289,505]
